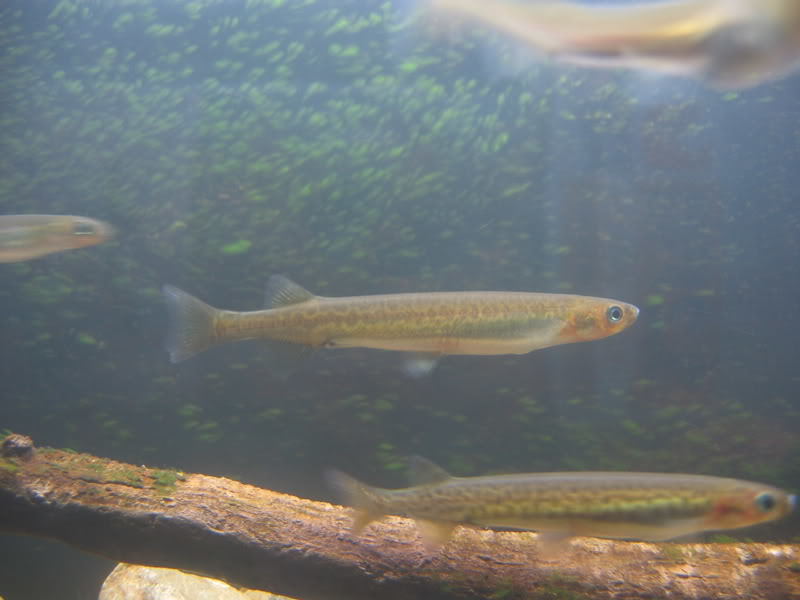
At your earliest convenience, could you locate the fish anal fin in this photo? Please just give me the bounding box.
[415,519,458,552]
[265,275,315,308]
[406,456,452,486]
[416,519,457,551]
[351,509,378,536]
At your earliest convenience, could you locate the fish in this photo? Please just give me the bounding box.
[426,0,800,89]
[327,456,796,547]
[161,275,638,373]
[0,214,114,263]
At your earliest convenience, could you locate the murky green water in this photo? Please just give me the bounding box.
[2,0,799,597]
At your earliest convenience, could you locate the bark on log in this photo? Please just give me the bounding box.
[1,433,799,600]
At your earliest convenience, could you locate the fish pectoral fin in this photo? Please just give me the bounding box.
[406,456,453,486]
[416,519,457,551]
[265,274,316,308]
[402,353,441,377]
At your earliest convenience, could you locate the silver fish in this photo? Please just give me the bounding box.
[0,214,114,262]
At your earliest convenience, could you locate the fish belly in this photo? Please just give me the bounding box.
[330,328,563,356]
[474,515,705,542]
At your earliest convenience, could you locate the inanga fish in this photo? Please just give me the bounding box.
[327,457,796,547]
[162,275,638,373]
[0,214,114,263]
[427,0,800,89]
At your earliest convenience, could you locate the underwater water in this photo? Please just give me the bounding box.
[1,0,800,597]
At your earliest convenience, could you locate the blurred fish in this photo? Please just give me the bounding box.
[328,456,796,547]
[0,214,114,263]
[162,275,638,374]
[428,0,800,89]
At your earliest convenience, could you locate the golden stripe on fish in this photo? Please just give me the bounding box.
[327,457,795,546]
[162,275,638,373]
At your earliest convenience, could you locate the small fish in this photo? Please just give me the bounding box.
[162,275,638,373]
[427,0,800,89]
[327,457,796,547]
[0,214,114,263]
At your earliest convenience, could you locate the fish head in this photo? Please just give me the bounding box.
[562,298,639,342]
[56,216,115,250]
[704,484,795,531]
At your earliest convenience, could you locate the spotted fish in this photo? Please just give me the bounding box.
[162,275,638,374]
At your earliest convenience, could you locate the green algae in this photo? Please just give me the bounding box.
[488,579,516,600]
[76,332,100,346]
[106,467,145,488]
[220,239,253,255]
[76,461,145,488]
[0,458,20,475]
[707,534,742,544]
[152,469,184,496]
[533,575,588,600]
[660,545,687,564]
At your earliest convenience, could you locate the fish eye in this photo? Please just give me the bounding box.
[754,492,777,512]
[73,221,96,236]
[606,305,623,323]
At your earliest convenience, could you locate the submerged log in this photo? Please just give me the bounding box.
[1,433,799,600]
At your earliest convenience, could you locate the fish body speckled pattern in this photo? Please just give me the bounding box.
[328,457,796,546]
[162,275,638,372]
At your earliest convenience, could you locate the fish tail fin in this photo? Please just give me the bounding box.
[326,469,385,535]
[162,285,222,363]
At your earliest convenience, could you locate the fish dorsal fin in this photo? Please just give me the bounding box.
[265,275,315,308]
[407,456,452,486]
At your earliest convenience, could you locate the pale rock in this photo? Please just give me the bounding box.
[99,563,294,600]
